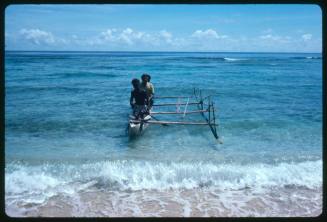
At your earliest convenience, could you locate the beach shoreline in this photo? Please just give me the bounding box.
[6,186,322,217]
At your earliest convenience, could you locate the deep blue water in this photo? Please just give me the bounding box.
[5,51,322,215]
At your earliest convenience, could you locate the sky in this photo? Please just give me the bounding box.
[5,4,322,52]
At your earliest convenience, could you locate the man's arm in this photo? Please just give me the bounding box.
[149,83,154,99]
[130,91,134,108]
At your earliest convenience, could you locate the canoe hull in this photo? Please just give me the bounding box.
[128,115,151,137]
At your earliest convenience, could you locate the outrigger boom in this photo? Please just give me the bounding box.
[150,109,208,115]
[130,120,218,126]
[128,88,220,140]
[152,102,201,106]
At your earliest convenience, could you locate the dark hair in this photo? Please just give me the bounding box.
[131,78,140,87]
[141,74,151,81]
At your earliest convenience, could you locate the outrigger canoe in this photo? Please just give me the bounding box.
[128,88,220,141]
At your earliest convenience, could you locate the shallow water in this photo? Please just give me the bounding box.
[5,51,322,217]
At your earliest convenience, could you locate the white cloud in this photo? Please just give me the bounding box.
[191,29,228,39]
[159,30,173,43]
[97,28,148,45]
[90,28,176,47]
[20,29,55,45]
[259,34,280,41]
[302,33,312,41]
[259,34,292,43]
[119,28,141,45]
[12,27,319,52]
[100,29,117,41]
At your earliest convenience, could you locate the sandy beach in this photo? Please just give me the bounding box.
[6,186,322,217]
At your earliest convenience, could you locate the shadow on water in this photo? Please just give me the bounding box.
[127,132,148,149]
[110,134,127,139]
[127,138,139,149]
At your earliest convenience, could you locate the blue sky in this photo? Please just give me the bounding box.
[5,4,322,52]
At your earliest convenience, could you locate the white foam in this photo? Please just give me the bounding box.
[304,56,321,59]
[6,169,61,194]
[224,58,247,61]
[5,159,322,203]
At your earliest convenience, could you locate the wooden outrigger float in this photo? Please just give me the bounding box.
[128,88,220,141]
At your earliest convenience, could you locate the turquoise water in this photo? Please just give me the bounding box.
[5,51,322,216]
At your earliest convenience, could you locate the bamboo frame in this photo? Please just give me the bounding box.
[130,120,218,126]
[129,88,220,140]
[153,102,200,106]
[150,110,208,115]
[154,96,191,99]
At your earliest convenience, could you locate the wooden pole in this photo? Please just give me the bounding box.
[208,101,219,139]
[130,120,218,125]
[153,102,201,106]
[183,97,190,118]
[150,110,208,115]
[212,102,217,134]
[154,96,191,99]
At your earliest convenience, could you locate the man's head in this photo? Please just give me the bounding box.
[141,74,151,83]
[131,78,140,89]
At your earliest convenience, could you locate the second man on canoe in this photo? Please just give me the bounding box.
[140,74,155,109]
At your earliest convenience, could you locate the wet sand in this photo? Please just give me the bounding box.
[6,186,322,217]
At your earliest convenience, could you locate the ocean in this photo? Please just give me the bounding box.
[5,51,322,217]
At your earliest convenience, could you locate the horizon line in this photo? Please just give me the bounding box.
[4,50,322,54]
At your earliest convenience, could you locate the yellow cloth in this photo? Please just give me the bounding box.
[140,82,154,97]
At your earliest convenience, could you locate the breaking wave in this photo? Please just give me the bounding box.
[5,160,322,204]
[223,58,248,61]
[291,56,322,60]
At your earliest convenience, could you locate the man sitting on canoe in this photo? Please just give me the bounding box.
[130,78,149,119]
[140,74,154,109]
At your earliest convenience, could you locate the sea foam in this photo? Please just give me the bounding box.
[6,159,322,201]
[223,58,248,61]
